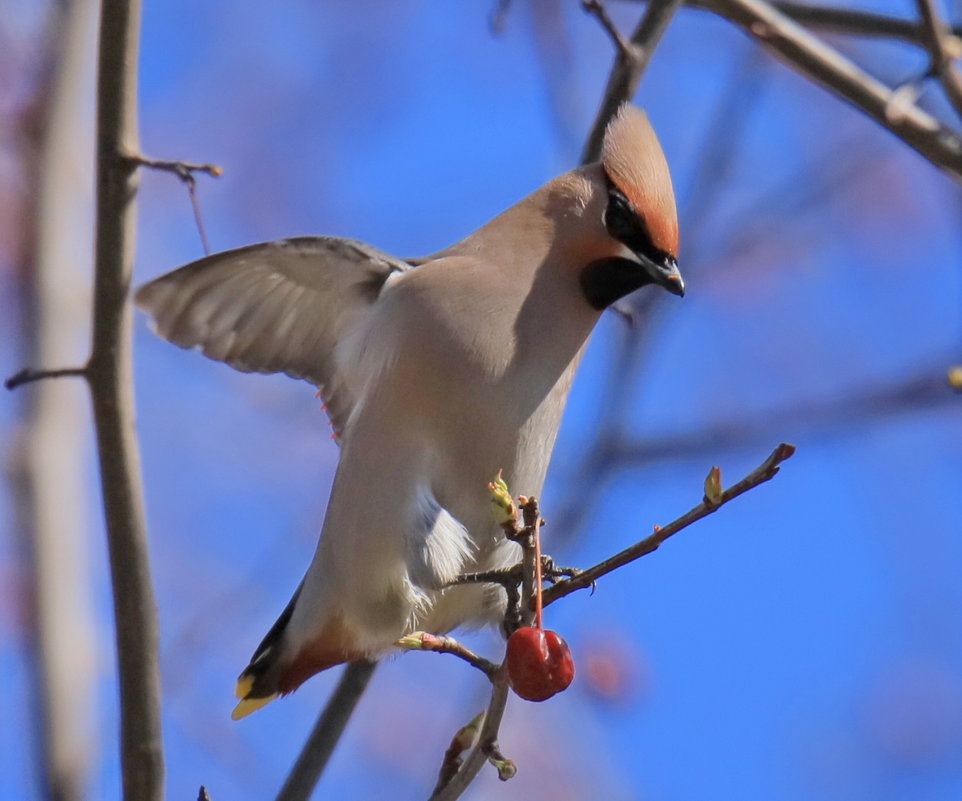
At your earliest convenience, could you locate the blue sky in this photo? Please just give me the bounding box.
[3,1,962,800]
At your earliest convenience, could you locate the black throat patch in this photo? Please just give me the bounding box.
[580,256,651,310]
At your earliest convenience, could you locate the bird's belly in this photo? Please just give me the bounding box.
[314,322,583,643]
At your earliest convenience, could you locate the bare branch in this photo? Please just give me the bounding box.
[764,0,960,43]
[90,2,164,800]
[669,0,962,44]
[515,498,542,629]
[581,0,686,164]
[125,154,222,180]
[451,567,523,633]
[542,443,797,606]
[583,0,634,54]
[12,7,99,800]
[421,444,795,799]
[273,661,377,801]
[398,632,499,677]
[126,153,221,255]
[431,711,485,796]
[696,0,962,180]
[428,667,511,801]
[915,0,962,118]
[5,366,86,390]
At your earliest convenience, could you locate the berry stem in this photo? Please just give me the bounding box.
[533,515,543,630]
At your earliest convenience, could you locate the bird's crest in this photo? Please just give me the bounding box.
[601,105,679,257]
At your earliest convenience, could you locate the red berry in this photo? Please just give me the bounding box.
[505,626,575,702]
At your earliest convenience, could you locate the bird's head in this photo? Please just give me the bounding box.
[579,104,683,309]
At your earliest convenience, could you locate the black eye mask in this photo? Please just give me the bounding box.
[603,174,672,269]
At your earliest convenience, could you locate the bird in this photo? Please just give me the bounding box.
[135,104,683,720]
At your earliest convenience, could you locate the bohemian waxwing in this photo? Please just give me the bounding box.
[135,104,683,719]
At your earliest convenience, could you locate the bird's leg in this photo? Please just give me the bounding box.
[452,566,523,586]
[448,566,524,635]
[538,554,584,584]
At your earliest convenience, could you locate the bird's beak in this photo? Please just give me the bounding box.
[641,253,685,297]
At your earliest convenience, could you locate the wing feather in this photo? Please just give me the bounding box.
[135,236,412,439]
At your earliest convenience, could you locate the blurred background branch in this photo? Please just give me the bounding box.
[6,2,97,801]
[6,1,165,800]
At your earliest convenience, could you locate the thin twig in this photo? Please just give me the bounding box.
[186,181,212,255]
[273,661,377,801]
[583,0,634,54]
[5,366,86,390]
[421,444,796,800]
[543,443,796,606]
[451,567,523,630]
[514,499,541,629]
[91,2,164,801]
[127,154,220,255]
[556,360,953,537]
[125,154,222,180]
[397,632,499,677]
[915,0,962,119]
[581,0,686,164]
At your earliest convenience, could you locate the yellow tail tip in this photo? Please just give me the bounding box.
[231,693,278,721]
[234,674,255,700]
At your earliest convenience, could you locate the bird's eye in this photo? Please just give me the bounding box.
[604,186,654,256]
[604,192,639,242]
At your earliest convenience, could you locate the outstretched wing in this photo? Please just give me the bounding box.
[135,236,412,439]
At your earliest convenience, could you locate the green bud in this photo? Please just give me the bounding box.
[488,469,518,524]
[704,465,723,505]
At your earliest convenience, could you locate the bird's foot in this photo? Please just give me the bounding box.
[539,554,583,584]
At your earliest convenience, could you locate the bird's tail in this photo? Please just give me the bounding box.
[231,583,302,720]
[231,581,363,719]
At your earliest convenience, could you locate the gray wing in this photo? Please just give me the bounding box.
[135,236,412,439]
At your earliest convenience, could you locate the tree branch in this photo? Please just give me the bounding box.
[584,0,634,54]
[581,0,686,164]
[767,0,961,43]
[398,632,499,677]
[90,2,164,800]
[5,366,87,390]
[680,0,962,45]
[124,154,222,180]
[431,712,486,796]
[696,0,962,180]
[273,661,377,801]
[543,443,796,606]
[428,667,511,801]
[12,5,100,800]
[125,154,220,255]
[915,0,962,119]
[422,443,795,800]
